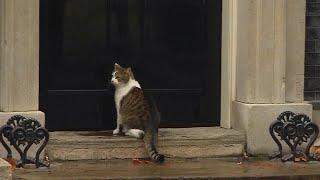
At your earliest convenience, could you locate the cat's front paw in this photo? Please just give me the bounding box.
[113,128,121,135]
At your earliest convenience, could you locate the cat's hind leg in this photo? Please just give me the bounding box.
[125,129,145,139]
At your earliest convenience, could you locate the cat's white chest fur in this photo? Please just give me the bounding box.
[114,79,141,115]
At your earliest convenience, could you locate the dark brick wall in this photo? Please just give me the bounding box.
[305,0,320,101]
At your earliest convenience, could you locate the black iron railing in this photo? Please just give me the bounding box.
[269,111,319,162]
[0,115,50,168]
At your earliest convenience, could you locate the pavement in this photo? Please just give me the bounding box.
[11,157,320,180]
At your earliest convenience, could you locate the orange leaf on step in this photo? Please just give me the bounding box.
[4,157,16,171]
[310,146,320,154]
[143,159,153,164]
[294,153,308,162]
[310,146,320,160]
[132,158,144,165]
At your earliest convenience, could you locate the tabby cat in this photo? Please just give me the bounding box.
[110,63,165,163]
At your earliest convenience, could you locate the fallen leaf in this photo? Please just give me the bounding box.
[310,146,320,160]
[310,146,320,154]
[4,157,16,171]
[143,160,153,164]
[132,158,144,164]
[294,153,308,162]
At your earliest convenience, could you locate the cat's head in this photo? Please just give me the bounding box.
[111,63,135,86]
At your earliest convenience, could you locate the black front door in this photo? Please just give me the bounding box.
[40,0,221,131]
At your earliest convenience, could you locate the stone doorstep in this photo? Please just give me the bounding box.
[46,127,246,161]
[0,158,12,180]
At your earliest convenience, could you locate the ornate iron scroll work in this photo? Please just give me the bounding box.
[269,111,319,162]
[0,115,50,168]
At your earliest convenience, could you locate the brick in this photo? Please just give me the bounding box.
[316,92,320,100]
[305,53,320,64]
[305,92,316,101]
[305,78,320,91]
[315,66,320,77]
[307,65,320,78]
[307,0,320,3]
[307,3,320,16]
[317,41,320,52]
[306,41,316,52]
[306,28,320,40]
[305,66,316,77]
[306,16,320,27]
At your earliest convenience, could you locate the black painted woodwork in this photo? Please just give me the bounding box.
[40,0,222,131]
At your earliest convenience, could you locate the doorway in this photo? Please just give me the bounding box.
[40,0,222,131]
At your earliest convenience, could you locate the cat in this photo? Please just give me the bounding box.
[110,63,165,163]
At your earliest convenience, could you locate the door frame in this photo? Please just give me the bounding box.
[220,0,237,128]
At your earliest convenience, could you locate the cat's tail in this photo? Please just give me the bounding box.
[143,129,165,163]
[144,94,164,163]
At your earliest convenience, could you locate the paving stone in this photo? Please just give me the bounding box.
[12,158,320,180]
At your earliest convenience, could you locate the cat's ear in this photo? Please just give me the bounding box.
[126,67,134,78]
[114,63,121,70]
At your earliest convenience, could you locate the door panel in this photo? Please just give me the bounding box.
[40,0,221,131]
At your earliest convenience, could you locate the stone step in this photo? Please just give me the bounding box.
[46,127,245,161]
